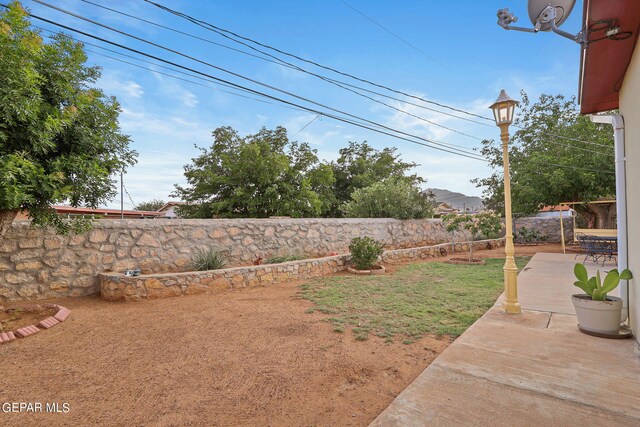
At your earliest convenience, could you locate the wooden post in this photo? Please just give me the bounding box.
[559,206,566,254]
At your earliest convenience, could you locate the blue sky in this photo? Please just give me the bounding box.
[24,0,586,209]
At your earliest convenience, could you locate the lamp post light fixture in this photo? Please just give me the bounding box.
[490,89,521,314]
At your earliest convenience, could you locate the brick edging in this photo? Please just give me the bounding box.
[0,305,70,345]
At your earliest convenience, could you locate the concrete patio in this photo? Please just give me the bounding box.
[371,253,640,426]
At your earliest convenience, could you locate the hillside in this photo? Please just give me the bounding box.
[423,188,484,212]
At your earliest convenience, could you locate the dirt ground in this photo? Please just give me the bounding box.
[0,244,563,427]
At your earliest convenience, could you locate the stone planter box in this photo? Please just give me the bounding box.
[99,238,505,302]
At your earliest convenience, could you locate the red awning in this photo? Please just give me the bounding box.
[579,0,640,114]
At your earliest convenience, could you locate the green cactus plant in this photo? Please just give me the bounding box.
[573,263,633,301]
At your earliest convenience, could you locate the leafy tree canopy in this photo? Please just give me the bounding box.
[328,141,423,216]
[342,177,434,219]
[173,126,334,218]
[135,199,166,212]
[473,92,615,227]
[0,1,136,237]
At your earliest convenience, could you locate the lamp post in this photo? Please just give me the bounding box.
[490,90,521,314]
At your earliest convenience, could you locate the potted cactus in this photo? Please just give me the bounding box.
[572,263,633,336]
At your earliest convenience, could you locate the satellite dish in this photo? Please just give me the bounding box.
[528,0,576,31]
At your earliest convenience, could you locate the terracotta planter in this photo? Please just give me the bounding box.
[572,294,623,335]
[347,265,386,275]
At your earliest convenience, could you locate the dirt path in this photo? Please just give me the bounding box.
[0,244,562,426]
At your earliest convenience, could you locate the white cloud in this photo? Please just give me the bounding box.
[99,75,144,99]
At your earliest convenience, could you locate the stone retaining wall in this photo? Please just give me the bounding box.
[1,218,472,301]
[513,216,573,243]
[99,238,506,302]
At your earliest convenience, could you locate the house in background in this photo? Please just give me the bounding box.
[578,0,640,343]
[157,202,188,218]
[536,205,573,218]
[433,202,459,217]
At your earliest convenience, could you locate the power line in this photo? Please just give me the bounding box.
[37,26,314,112]
[80,49,615,173]
[143,0,493,122]
[338,0,435,61]
[292,115,321,137]
[77,0,488,139]
[141,0,615,151]
[29,1,488,161]
[79,0,611,156]
[77,0,290,69]
[17,5,615,175]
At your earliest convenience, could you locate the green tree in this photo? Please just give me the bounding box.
[135,199,165,212]
[342,178,434,219]
[442,211,502,262]
[329,141,423,216]
[173,126,334,218]
[473,92,615,228]
[0,2,136,238]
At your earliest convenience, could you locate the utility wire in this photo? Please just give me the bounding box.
[338,0,435,61]
[77,0,486,139]
[85,47,612,163]
[37,27,312,112]
[17,5,614,174]
[292,115,321,137]
[80,0,612,153]
[30,1,487,161]
[142,1,615,150]
[143,0,492,122]
[123,183,137,208]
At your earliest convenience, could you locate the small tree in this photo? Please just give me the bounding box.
[442,213,466,255]
[443,211,502,262]
[0,2,136,238]
[342,178,434,219]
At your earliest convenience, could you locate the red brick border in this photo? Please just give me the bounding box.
[0,305,70,345]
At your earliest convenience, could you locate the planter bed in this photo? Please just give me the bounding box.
[100,238,506,301]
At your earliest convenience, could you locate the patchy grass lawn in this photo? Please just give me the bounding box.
[301,257,531,342]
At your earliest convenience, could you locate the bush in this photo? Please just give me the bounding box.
[265,253,306,264]
[190,247,227,271]
[349,237,384,270]
[342,178,434,219]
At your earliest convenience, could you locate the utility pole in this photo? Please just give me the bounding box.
[120,170,124,219]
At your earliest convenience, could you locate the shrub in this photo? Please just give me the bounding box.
[190,247,227,271]
[349,237,384,270]
[342,178,434,219]
[265,253,306,264]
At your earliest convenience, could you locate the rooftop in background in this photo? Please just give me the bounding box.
[17,206,165,220]
[539,205,571,212]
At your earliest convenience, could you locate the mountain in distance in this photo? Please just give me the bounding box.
[423,188,484,212]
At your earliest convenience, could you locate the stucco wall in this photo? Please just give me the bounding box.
[0,218,471,301]
[620,43,640,344]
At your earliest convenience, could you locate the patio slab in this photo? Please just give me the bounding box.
[371,253,640,426]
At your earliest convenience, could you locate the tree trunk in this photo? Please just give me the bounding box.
[0,209,19,240]
[574,203,616,229]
